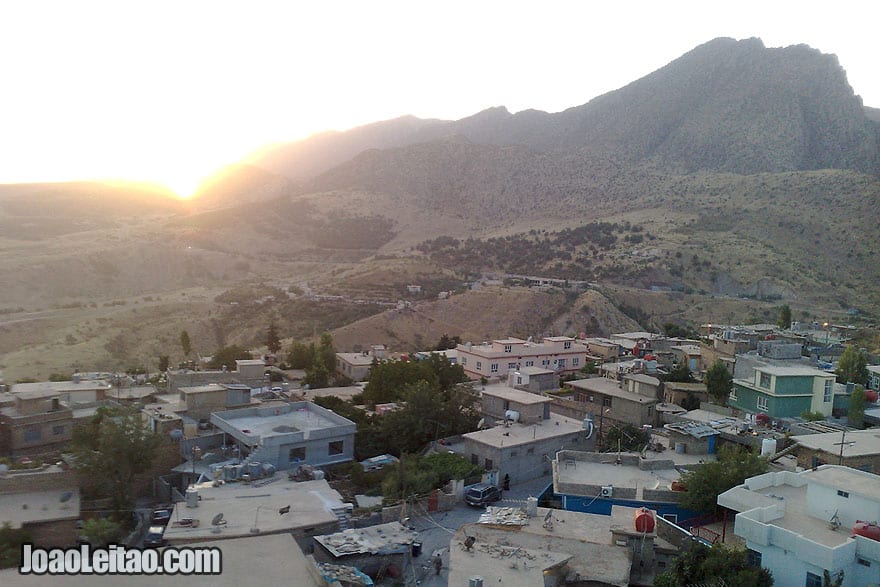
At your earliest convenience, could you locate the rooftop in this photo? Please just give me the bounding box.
[612,332,663,341]
[11,380,111,394]
[623,373,661,386]
[450,506,634,586]
[314,521,416,557]
[791,429,880,458]
[0,489,79,528]
[211,401,356,446]
[179,384,228,395]
[335,352,376,366]
[0,534,323,587]
[163,478,344,543]
[463,415,584,449]
[754,365,832,377]
[481,384,552,405]
[519,366,554,375]
[665,421,720,439]
[566,378,659,404]
[9,388,61,401]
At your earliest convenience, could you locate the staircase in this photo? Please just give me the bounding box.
[331,504,353,530]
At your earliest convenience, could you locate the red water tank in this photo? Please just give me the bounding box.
[644,354,656,361]
[755,413,771,425]
[853,521,880,541]
[866,390,879,403]
[634,507,655,533]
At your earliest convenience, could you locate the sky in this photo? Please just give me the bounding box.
[1,1,877,197]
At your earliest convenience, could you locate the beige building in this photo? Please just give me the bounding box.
[0,390,73,456]
[790,429,880,473]
[10,379,111,406]
[565,377,660,431]
[0,466,79,548]
[456,336,589,380]
[480,384,552,423]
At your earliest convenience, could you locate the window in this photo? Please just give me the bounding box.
[527,447,535,455]
[503,400,510,411]
[757,396,768,411]
[824,379,833,403]
[603,396,613,408]
[24,426,41,443]
[490,363,499,373]
[837,490,850,498]
[572,358,580,367]
[471,454,478,465]
[805,572,822,587]
[662,514,678,523]
[508,362,517,370]
[557,358,567,369]
[510,451,518,457]
[858,558,871,567]
[542,359,550,366]
[328,441,344,455]
[516,376,523,385]
[759,372,771,389]
[476,361,482,371]
[525,360,534,367]
[289,447,306,462]
[461,357,467,366]
[484,458,493,470]
[504,344,512,353]
[729,387,738,400]
[52,425,65,436]
[746,549,762,568]
[564,341,572,349]
[647,406,653,418]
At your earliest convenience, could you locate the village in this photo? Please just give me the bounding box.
[1,310,878,587]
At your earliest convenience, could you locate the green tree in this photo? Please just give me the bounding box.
[654,542,773,587]
[678,445,768,514]
[266,322,281,355]
[434,333,462,351]
[605,424,650,451]
[704,359,733,404]
[80,518,121,547]
[664,363,693,383]
[0,522,31,569]
[836,345,868,385]
[180,330,192,358]
[303,359,330,389]
[157,355,170,372]
[849,384,866,429]
[777,304,792,330]
[681,392,701,411]
[72,407,163,516]
[287,341,312,369]
[579,361,598,375]
[318,332,336,373]
[207,345,252,370]
[801,410,826,422]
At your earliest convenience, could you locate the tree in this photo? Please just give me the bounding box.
[80,518,121,547]
[664,363,693,383]
[849,384,866,429]
[801,410,826,422]
[71,407,163,516]
[434,333,462,351]
[704,360,733,404]
[777,304,792,330]
[318,332,336,373]
[580,361,598,375]
[654,542,773,587]
[678,445,768,514]
[0,522,31,569]
[605,424,650,451]
[179,330,192,358]
[836,345,868,385]
[207,345,252,370]
[266,322,281,355]
[157,355,170,372]
[303,359,330,389]
[287,341,312,369]
[680,392,701,411]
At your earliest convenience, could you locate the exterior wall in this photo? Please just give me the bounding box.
[463,431,583,485]
[182,388,252,421]
[457,339,588,380]
[868,366,880,391]
[731,378,822,418]
[0,408,74,456]
[166,371,264,394]
[570,390,658,428]
[25,519,78,548]
[335,357,372,381]
[480,393,548,423]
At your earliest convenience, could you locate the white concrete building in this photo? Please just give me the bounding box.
[718,465,880,587]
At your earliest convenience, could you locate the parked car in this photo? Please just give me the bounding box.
[143,526,166,548]
[151,509,171,526]
[464,483,502,507]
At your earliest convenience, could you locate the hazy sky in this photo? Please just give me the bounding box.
[1,0,876,196]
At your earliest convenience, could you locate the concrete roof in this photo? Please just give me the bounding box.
[0,489,79,528]
[494,337,528,344]
[623,373,661,386]
[612,332,663,341]
[463,415,583,449]
[11,381,111,394]
[481,384,552,405]
[791,429,880,457]
[450,506,632,586]
[756,365,832,377]
[520,366,554,375]
[9,388,60,401]
[0,534,324,586]
[663,382,708,392]
[567,378,659,404]
[665,421,720,439]
[868,365,880,374]
[179,384,227,395]
[211,401,355,446]
[314,521,416,557]
[670,345,701,354]
[163,479,344,543]
[335,353,375,366]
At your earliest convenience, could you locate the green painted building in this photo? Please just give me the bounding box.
[730,365,838,418]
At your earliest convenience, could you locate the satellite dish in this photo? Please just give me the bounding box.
[477,418,486,430]
[211,513,227,526]
[60,491,73,503]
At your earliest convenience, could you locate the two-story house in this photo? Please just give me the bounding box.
[729,365,838,418]
[456,336,588,380]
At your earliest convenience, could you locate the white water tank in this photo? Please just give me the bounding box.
[761,438,778,457]
[185,487,199,508]
[505,410,520,423]
[526,496,538,517]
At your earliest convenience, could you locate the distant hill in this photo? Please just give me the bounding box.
[247,37,880,182]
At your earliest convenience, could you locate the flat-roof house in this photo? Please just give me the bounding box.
[718,466,880,587]
[10,379,111,406]
[0,467,79,548]
[479,384,552,423]
[730,365,839,418]
[868,365,880,391]
[565,377,660,431]
[166,359,266,394]
[789,429,880,473]
[456,336,588,380]
[0,390,73,456]
[210,401,356,471]
[178,383,254,421]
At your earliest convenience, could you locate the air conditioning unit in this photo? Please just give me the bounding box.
[601,486,613,498]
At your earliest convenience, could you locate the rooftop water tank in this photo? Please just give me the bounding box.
[505,410,520,423]
[853,521,880,541]
[761,438,778,457]
[185,487,199,508]
[634,508,655,533]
